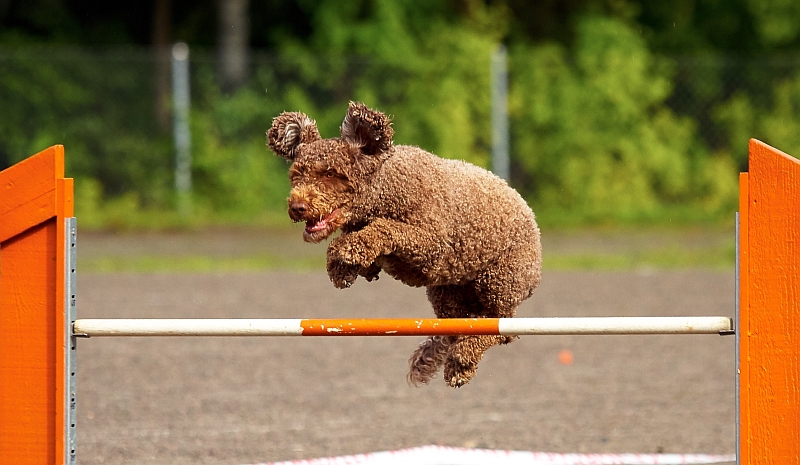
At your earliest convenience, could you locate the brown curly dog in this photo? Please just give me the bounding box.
[267,102,542,387]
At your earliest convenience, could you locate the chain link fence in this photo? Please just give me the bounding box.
[668,54,800,165]
[2,46,797,223]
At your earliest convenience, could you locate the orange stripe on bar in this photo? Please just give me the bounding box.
[299,318,501,336]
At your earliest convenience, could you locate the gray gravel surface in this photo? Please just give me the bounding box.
[76,269,736,465]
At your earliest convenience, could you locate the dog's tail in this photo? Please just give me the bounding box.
[406,336,450,386]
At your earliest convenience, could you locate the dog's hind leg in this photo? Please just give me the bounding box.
[443,253,541,387]
[443,334,508,387]
[414,285,485,387]
[408,283,476,385]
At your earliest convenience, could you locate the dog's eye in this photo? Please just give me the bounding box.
[325,170,335,178]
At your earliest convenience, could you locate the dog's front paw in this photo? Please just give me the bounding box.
[329,234,378,268]
[327,258,361,289]
[360,263,381,282]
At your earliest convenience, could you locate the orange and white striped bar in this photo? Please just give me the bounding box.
[72,316,733,337]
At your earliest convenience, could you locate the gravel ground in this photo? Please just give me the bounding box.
[75,267,736,465]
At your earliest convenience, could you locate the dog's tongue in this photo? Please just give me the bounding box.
[305,209,339,234]
[305,218,328,233]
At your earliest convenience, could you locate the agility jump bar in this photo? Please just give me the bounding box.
[72,316,733,337]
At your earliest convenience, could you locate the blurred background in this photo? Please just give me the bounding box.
[1,6,765,461]
[2,0,798,233]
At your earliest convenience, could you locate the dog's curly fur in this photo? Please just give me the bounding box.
[267,102,542,387]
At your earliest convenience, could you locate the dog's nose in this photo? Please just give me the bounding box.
[289,201,308,218]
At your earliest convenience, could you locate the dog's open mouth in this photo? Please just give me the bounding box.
[305,208,339,233]
[303,208,340,241]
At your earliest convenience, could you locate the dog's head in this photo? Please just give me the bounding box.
[267,102,394,243]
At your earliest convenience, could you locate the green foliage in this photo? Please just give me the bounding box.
[0,48,172,204]
[263,0,505,168]
[191,68,290,219]
[510,17,737,224]
[715,71,800,167]
[746,0,800,46]
[6,1,800,230]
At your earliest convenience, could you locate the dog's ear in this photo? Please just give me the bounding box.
[267,112,321,160]
[340,102,393,155]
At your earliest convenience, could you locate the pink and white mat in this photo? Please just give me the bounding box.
[248,445,735,465]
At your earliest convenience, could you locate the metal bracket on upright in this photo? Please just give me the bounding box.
[65,217,78,465]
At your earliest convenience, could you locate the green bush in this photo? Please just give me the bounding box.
[715,71,800,166]
[0,48,172,205]
[2,15,779,230]
[509,17,738,225]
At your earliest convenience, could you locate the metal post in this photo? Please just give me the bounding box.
[64,217,78,465]
[491,44,510,182]
[172,42,192,215]
[735,212,740,465]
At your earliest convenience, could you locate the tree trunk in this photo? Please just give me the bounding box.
[152,0,171,132]
[217,0,250,94]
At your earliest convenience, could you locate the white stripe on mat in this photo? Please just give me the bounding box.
[247,445,736,465]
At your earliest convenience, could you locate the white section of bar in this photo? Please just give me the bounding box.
[73,317,732,337]
[73,319,305,337]
[499,316,732,335]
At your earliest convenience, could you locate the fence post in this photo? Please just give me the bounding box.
[738,139,800,465]
[491,44,509,182]
[172,42,192,216]
[0,146,74,465]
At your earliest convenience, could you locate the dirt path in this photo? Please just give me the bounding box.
[75,268,736,465]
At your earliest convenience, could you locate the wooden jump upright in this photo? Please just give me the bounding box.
[0,145,74,465]
[738,139,800,465]
[0,141,798,464]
